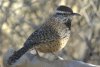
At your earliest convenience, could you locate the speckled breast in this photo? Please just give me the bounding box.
[35,36,69,53]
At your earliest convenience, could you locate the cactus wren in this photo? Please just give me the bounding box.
[8,5,80,65]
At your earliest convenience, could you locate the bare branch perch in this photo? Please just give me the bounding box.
[3,48,100,67]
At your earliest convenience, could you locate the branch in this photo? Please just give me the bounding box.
[3,48,100,67]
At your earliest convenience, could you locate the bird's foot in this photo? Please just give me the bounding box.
[52,53,64,60]
[56,56,64,60]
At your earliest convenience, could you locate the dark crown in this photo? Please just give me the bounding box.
[57,6,73,13]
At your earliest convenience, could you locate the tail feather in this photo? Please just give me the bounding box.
[8,45,31,65]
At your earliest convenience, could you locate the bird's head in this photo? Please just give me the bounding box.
[55,6,80,23]
[56,5,80,16]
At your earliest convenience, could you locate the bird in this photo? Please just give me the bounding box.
[7,5,80,65]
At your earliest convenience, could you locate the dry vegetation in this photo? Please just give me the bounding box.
[0,0,100,66]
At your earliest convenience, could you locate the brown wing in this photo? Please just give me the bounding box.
[23,23,60,47]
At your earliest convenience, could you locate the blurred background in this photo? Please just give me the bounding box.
[0,0,100,66]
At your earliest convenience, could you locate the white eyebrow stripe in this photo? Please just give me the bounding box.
[56,10,71,14]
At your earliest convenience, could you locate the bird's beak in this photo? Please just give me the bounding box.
[71,13,80,16]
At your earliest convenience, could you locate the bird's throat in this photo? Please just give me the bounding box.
[64,19,71,30]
